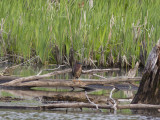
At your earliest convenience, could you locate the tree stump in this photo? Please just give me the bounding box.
[132,40,160,104]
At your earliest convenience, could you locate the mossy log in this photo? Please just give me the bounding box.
[132,40,160,104]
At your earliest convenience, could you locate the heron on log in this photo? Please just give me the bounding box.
[72,61,82,83]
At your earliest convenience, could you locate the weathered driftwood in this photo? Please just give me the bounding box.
[0,68,120,86]
[132,40,160,104]
[0,103,160,110]
[1,77,141,88]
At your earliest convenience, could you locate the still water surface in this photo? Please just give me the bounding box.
[0,65,160,120]
[0,109,158,120]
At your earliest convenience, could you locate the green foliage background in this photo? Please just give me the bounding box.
[0,0,159,67]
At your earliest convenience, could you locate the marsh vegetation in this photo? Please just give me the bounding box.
[0,0,160,67]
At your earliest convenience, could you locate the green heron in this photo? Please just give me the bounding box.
[72,61,82,83]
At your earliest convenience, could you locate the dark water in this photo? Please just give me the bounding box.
[0,65,160,120]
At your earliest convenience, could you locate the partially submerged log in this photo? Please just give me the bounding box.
[0,103,160,110]
[132,40,160,104]
[0,77,141,88]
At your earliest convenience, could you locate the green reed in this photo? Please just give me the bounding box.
[0,0,160,67]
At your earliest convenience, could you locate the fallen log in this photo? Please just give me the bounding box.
[0,68,120,86]
[1,77,141,88]
[118,104,160,109]
[132,40,160,104]
[0,103,160,110]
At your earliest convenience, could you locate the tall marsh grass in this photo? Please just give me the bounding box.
[0,0,160,67]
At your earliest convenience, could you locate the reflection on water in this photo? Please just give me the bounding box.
[0,109,158,120]
[0,65,159,119]
[0,64,142,78]
[0,89,134,108]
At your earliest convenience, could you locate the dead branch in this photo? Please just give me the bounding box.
[85,91,99,109]
[92,74,107,79]
[109,88,117,110]
[82,68,119,74]
[37,65,66,75]
[118,99,132,102]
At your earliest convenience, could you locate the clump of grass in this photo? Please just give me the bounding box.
[0,0,160,67]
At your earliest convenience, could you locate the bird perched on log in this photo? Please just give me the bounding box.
[72,61,82,83]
